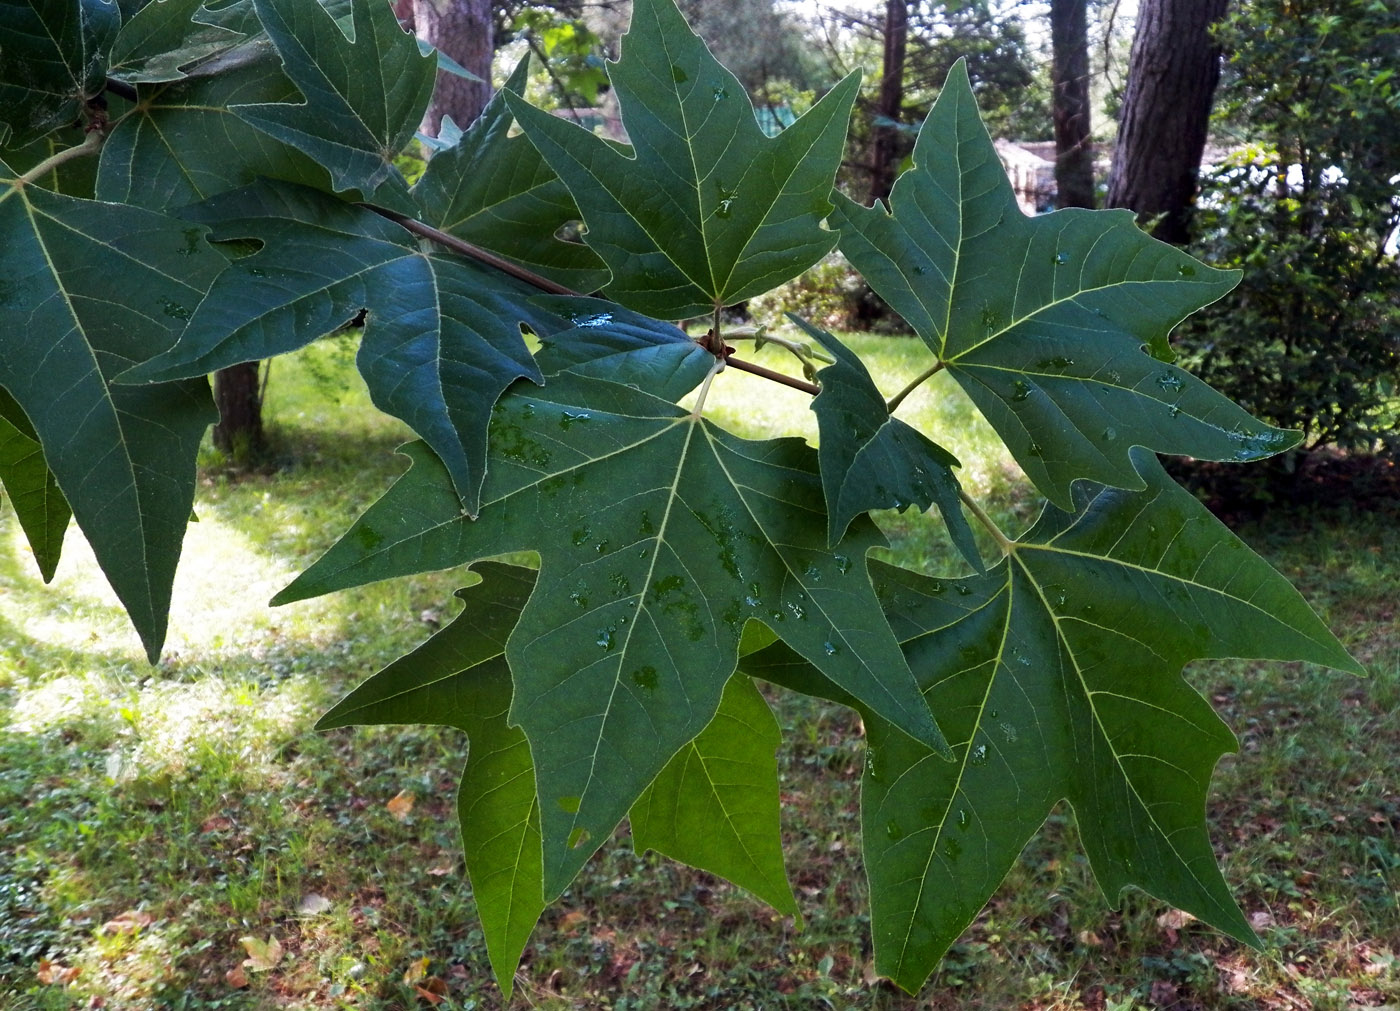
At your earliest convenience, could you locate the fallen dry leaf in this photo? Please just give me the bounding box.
[403,956,431,985]
[101,910,154,935]
[387,790,416,820]
[239,935,283,972]
[1157,908,1197,930]
[36,959,81,985]
[225,965,250,988]
[201,815,233,833]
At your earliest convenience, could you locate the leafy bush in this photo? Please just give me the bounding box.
[1176,0,1400,456]
[746,252,869,332]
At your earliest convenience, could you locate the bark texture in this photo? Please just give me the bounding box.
[868,0,909,204]
[415,0,494,138]
[1050,0,1094,208]
[1105,0,1229,244]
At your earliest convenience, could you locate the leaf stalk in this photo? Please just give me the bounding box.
[958,488,1014,557]
[886,360,946,414]
[17,131,104,186]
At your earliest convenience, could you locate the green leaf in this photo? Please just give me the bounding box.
[232,0,434,209]
[317,562,544,1001]
[275,368,944,897]
[798,318,982,570]
[0,156,223,660]
[0,387,70,581]
[96,53,333,209]
[106,0,248,84]
[631,672,797,918]
[411,58,609,293]
[746,449,1361,993]
[503,0,860,318]
[0,0,120,148]
[120,180,560,515]
[830,61,1297,510]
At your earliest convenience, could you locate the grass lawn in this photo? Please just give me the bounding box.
[1,333,1396,1010]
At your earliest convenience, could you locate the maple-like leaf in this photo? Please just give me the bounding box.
[119,180,562,516]
[276,343,945,897]
[744,449,1362,992]
[798,318,981,570]
[503,0,860,319]
[0,156,224,660]
[97,48,333,209]
[232,0,434,211]
[0,388,70,582]
[830,62,1296,509]
[0,0,119,148]
[106,0,250,84]
[411,58,609,293]
[320,561,795,993]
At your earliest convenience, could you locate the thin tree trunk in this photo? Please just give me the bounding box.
[868,0,909,205]
[1105,0,1229,244]
[212,362,264,461]
[1051,0,1094,208]
[415,0,494,138]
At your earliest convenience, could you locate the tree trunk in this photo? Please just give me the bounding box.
[212,362,264,461]
[415,0,494,138]
[1105,0,1229,244]
[1050,0,1094,209]
[868,0,909,205]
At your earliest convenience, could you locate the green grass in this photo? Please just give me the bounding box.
[1,334,1396,1010]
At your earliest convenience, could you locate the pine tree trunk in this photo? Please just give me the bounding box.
[1051,0,1094,209]
[415,0,494,138]
[212,362,264,461]
[868,0,909,205]
[1105,0,1230,244]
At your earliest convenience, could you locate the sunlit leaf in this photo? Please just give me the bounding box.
[0,387,70,581]
[106,0,249,84]
[830,61,1296,509]
[503,0,859,318]
[276,362,944,897]
[745,449,1362,992]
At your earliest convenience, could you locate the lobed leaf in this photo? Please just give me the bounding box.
[119,180,560,516]
[0,0,120,148]
[798,318,981,570]
[830,61,1296,510]
[411,58,609,293]
[745,449,1362,992]
[276,358,944,898]
[631,672,797,917]
[504,0,859,319]
[232,0,434,211]
[0,156,223,660]
[317,562,544,1001]
[106,0,250,84]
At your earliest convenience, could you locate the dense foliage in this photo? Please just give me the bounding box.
[1179,0,1400,454]
[0,0,1361,997]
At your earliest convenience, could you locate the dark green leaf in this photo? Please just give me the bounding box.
[275,369,944,897]
[317,562,544,1001]
[96,53,332,209]
[232,0,434,210]
[106,0,249,84]
[746,449,1361,992]
[631,672,797,917]
[830,62,1296,510]
[503,0,859,318]
[798,318,981,570]
[0,387,70,581]
[120,180,559,515]
[0,0,120,147]
[0,156,223,660]
[412,58,608,293]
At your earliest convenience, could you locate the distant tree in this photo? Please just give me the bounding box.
[1050,0,1093,208]
[1105,0,1229,244]
[415,0,494,137]
[1177,0,1400,456]
[869,0,909,203]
